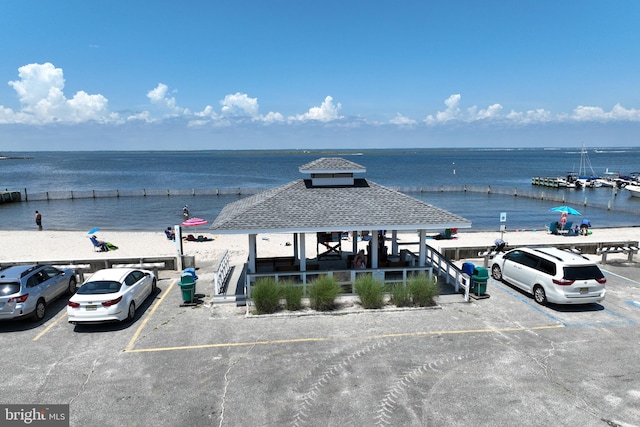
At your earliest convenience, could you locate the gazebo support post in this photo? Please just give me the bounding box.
[248,234,257,273]
[418,229,427,267]
[371,231,379,269]
[352,230,358,255]
[299,233,307,272]
[391,230,398,256]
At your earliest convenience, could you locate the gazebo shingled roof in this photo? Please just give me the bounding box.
[210,158,471,234]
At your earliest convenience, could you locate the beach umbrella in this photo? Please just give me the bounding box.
[549,206,582,216]
[181,217,208,227]
[88,227,100,234]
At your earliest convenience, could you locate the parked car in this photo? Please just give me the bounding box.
[490,247,606,305]
[0,264,77,321]
[67,268,157,324]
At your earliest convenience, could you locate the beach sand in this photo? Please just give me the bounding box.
[1,227,639,267]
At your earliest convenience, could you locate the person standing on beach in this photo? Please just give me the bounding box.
[35,210,42,230]
[559,212,567,231]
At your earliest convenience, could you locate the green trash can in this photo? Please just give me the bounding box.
[472,267,489,296]
[179,273,196,303]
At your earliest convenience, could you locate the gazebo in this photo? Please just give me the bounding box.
[210,157,471,284]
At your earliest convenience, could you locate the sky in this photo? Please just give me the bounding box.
[1,0,639,151]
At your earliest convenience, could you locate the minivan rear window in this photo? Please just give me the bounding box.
[538,259,556,276]
[563,265,604,280]
[0,282,21,296]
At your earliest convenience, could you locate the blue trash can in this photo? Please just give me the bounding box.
[462,262,475,276]
[462,262,475,291]
[183,267,198,281]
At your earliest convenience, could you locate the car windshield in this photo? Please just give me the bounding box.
[563,265,604,280]
[0,282,21,296]
[77,281,122,295]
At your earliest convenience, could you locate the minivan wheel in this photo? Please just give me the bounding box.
[533,285,547,305]
[491,265,502,281]
[31,299,46,321]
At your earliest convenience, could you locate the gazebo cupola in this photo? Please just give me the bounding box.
[298,157,366,187]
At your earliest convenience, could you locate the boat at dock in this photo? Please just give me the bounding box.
[625,184,640,198]
[532,144,608,189]
[575,144,601,188]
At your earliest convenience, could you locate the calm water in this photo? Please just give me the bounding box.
[1,148,639,232]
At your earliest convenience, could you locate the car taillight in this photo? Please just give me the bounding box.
[553,278,575,286]
[8,294,28,303]
[596,277,607,284]
[102,296,122,307]
[67,301,80,308]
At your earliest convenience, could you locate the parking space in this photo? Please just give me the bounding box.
[4,264,639,351]
[2,264,640,426]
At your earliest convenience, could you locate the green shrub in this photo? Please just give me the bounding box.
[389,283,412,307]
[252,278,281,314]
[408,274,439,307]
[280,281,303,311]
[308,275,341,311]
[354,274,385,309]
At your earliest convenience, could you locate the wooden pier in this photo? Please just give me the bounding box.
[531,177,560,188]
[0,191,21,204]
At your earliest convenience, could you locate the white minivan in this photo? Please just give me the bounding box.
[490,247,606,305]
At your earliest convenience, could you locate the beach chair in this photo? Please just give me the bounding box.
[546,222,558,234]
[89,236,107,252]
[557,221,573,235]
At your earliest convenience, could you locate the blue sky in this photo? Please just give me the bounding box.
[1,1,639,151]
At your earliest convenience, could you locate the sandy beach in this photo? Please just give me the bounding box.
[1,226,639,267]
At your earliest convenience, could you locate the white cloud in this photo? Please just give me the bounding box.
[471,103,503,120]
[572,104,640,121]
[190,93,283,125]
[423,94,640,125]
[146,83,189,116]
[505,108,554,124]
[425,94,462,124]
[2,62,640,131]
[127,111,152,122]
[262,111,285,123]
[220,92,259,117]
[389,113,417,125]
[290,96,342,122]
[3,62,112,124]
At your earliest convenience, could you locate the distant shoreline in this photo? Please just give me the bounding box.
[0,155,32,160]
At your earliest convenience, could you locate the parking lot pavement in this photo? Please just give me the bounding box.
[2,264,640,426]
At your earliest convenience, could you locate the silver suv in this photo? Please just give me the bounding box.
[490,247,606,305]
[0,264,77,321]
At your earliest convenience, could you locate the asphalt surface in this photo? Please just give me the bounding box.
[2,260,640,427]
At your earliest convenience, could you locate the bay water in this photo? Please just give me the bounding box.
[0,148,638,233]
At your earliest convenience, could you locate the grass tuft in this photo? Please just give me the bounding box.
[252,277,281,314]
[354,274,385,309]
[408,274,439,307]
[280,281,303,311]
[308,275,341,311]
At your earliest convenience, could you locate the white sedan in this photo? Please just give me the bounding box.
[67,268,157,324]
